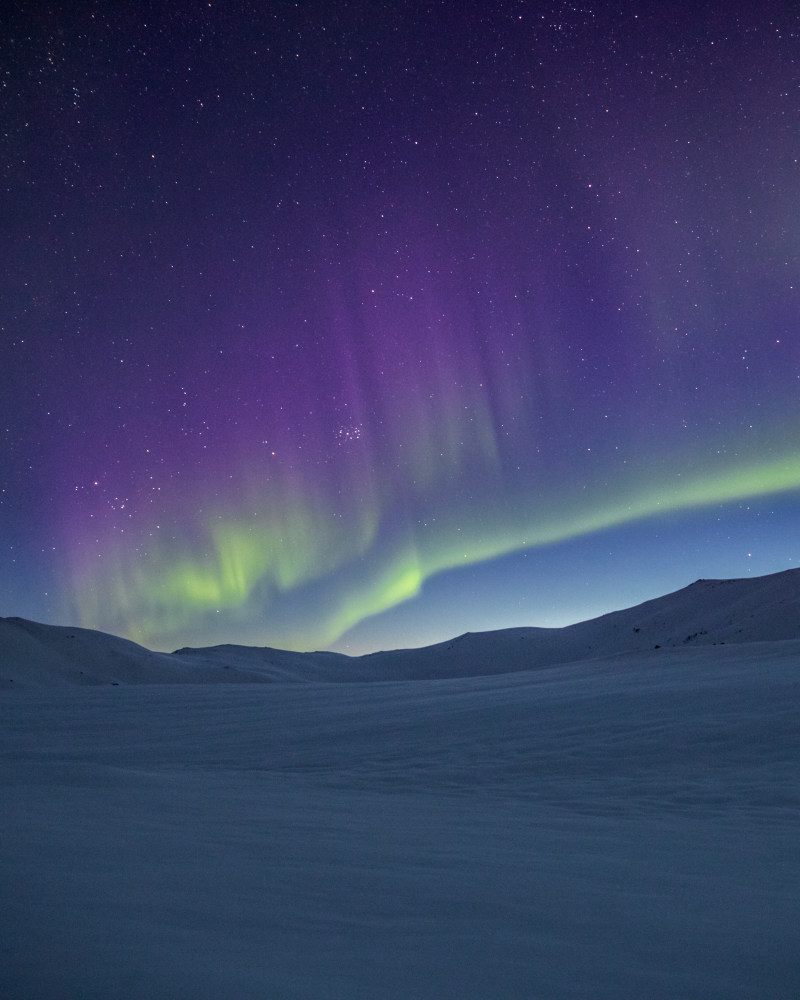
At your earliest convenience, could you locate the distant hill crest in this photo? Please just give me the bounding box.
[3,567,800,686]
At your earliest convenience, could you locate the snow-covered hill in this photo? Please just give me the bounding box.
[0,616,275,686]
[3,567,800,685]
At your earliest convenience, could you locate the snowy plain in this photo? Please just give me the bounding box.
[1,570,799,998]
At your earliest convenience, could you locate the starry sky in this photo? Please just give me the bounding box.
[3,1,799,654]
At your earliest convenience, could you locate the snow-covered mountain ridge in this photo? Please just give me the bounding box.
[3,567,800,686]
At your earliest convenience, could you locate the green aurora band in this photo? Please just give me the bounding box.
[69,447,800,652]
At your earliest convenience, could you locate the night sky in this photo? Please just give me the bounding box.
[3,1,799,654]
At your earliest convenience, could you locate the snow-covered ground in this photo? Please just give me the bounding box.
[2,571,799,998]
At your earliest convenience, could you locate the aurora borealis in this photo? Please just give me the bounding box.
[3,1,799,652]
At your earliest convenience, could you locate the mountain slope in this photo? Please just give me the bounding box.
[376,567,800,681]
[0,618,270,687]
[2,567,800,686]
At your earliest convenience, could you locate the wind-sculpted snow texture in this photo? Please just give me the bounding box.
[1,569,799,997]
